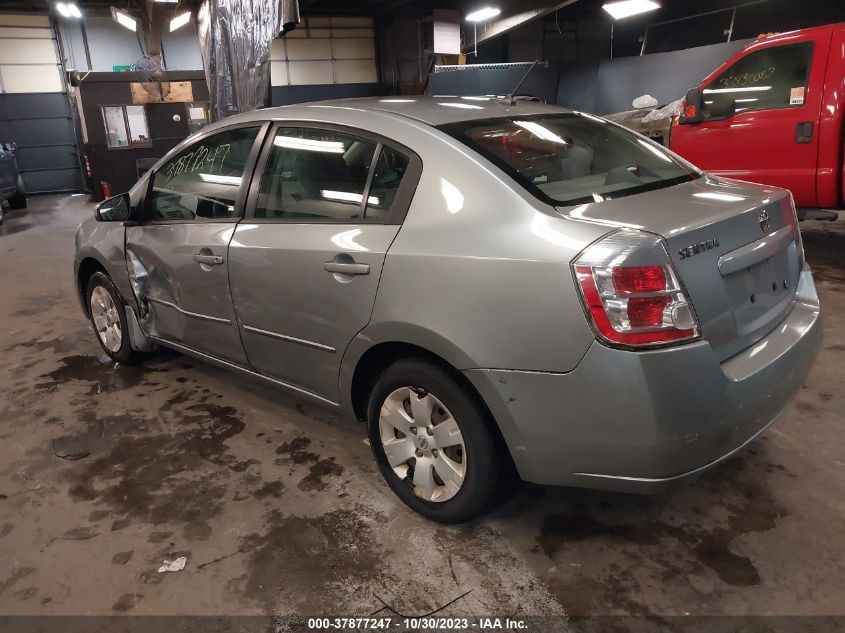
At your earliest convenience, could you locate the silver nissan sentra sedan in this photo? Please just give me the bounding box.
[74,96,822,523]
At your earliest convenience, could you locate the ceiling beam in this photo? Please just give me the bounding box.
[466,0,579,50]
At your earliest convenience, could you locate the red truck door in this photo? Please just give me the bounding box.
[671,28,832,208]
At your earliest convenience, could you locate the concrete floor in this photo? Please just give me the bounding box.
[1,194,844,619]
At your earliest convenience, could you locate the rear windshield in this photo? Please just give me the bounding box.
[440,113,698,206]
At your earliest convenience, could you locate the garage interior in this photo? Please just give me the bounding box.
[1,0,844,629]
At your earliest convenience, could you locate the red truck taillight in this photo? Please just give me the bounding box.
[573,230,699,348]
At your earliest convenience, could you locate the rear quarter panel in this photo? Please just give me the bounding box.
[360,124,609,373]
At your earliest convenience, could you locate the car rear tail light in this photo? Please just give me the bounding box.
[573,229,699,348]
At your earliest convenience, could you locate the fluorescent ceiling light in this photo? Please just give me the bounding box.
[602,0,660,20]
[154,0,179,2]
[56,2,81,18]
[170,11,191,32]
[637,139,673,163]
[703,86,771,94]
[514,121,568,145]
[437,102,484,109]
[199,174,241,186]
[461,96,490,101]
[111,7,137,31]
[466,7,501,22]
[320,190,380,206]
[379,99,415,103]
[693,192,746,202]
[274,137,345,153]
[574,111,607,124]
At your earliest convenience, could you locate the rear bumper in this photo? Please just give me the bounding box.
[464,268,822,492]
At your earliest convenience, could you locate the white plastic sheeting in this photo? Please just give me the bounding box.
[197,0,300,120]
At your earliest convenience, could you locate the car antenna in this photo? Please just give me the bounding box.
[500,60,549,106]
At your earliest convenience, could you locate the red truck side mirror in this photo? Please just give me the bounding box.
[679,88,703,125]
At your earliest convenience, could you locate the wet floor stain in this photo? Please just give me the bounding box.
[61,397,246,534]
[802,227,845,283]
[253,480,284,499]
[9,294,64,318]
[299,458,344,492]
[112,593,143,611]
[36,354,162,395]
[63,526,99,540]
[0,222,35,236]
[5,335,75,355]
[241,508,382,613]
[274,436,345,492]
[112,550,134,565]
[533,455,790,615]
[0,568,36,598]
[149,531,173,543]
[275,436,319,464]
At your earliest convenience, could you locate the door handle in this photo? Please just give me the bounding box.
[323,261,370,275]
[192,253,224,266]
[795,121,814,144]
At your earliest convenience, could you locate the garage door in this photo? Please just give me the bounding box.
[0,13,83,193]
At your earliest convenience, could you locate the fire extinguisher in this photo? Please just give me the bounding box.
[100,181,112,199]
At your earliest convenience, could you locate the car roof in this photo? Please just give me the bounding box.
[218,96,571,128]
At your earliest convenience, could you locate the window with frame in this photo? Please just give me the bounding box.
[256,127,405,221]
[103,105,151,148]
[186,102,210,134]
[703,42,814,118]
[147,126,260,222]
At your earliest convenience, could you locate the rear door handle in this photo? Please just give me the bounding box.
[795,121,814,144]
[192,253,224,265]
[323,261,370,275]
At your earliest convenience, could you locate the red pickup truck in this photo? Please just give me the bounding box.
[671,23,845,212]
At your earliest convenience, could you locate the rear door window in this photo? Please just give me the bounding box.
[703,42,814,116]
[365,146,410,219]
[255,127,379,221]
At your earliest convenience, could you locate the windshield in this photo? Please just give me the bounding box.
[440,113,698,206]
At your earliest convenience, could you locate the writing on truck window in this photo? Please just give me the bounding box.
[717,67,776,89]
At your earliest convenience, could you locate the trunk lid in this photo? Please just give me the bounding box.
[560,175,802,361]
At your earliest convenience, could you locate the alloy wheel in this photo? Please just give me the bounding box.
[90,286,122,353]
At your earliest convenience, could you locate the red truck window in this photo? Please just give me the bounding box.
[702,42,814,118]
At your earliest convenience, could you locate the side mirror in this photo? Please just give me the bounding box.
[679,88,703,125]
[96,192,131,222]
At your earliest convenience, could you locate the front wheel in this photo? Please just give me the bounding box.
[367,358,507,523]
[9,177,26,209]
[86,272,144,365]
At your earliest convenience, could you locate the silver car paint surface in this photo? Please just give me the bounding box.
[73,97,822,491]
[126,222,248,365]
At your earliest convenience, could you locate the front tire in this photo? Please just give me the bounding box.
[86,272,143,365]
[9,177,26,209]
[367,358,506,523]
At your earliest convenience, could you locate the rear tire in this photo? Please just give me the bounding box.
[86,271,144,365]
[367,357,507,523]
